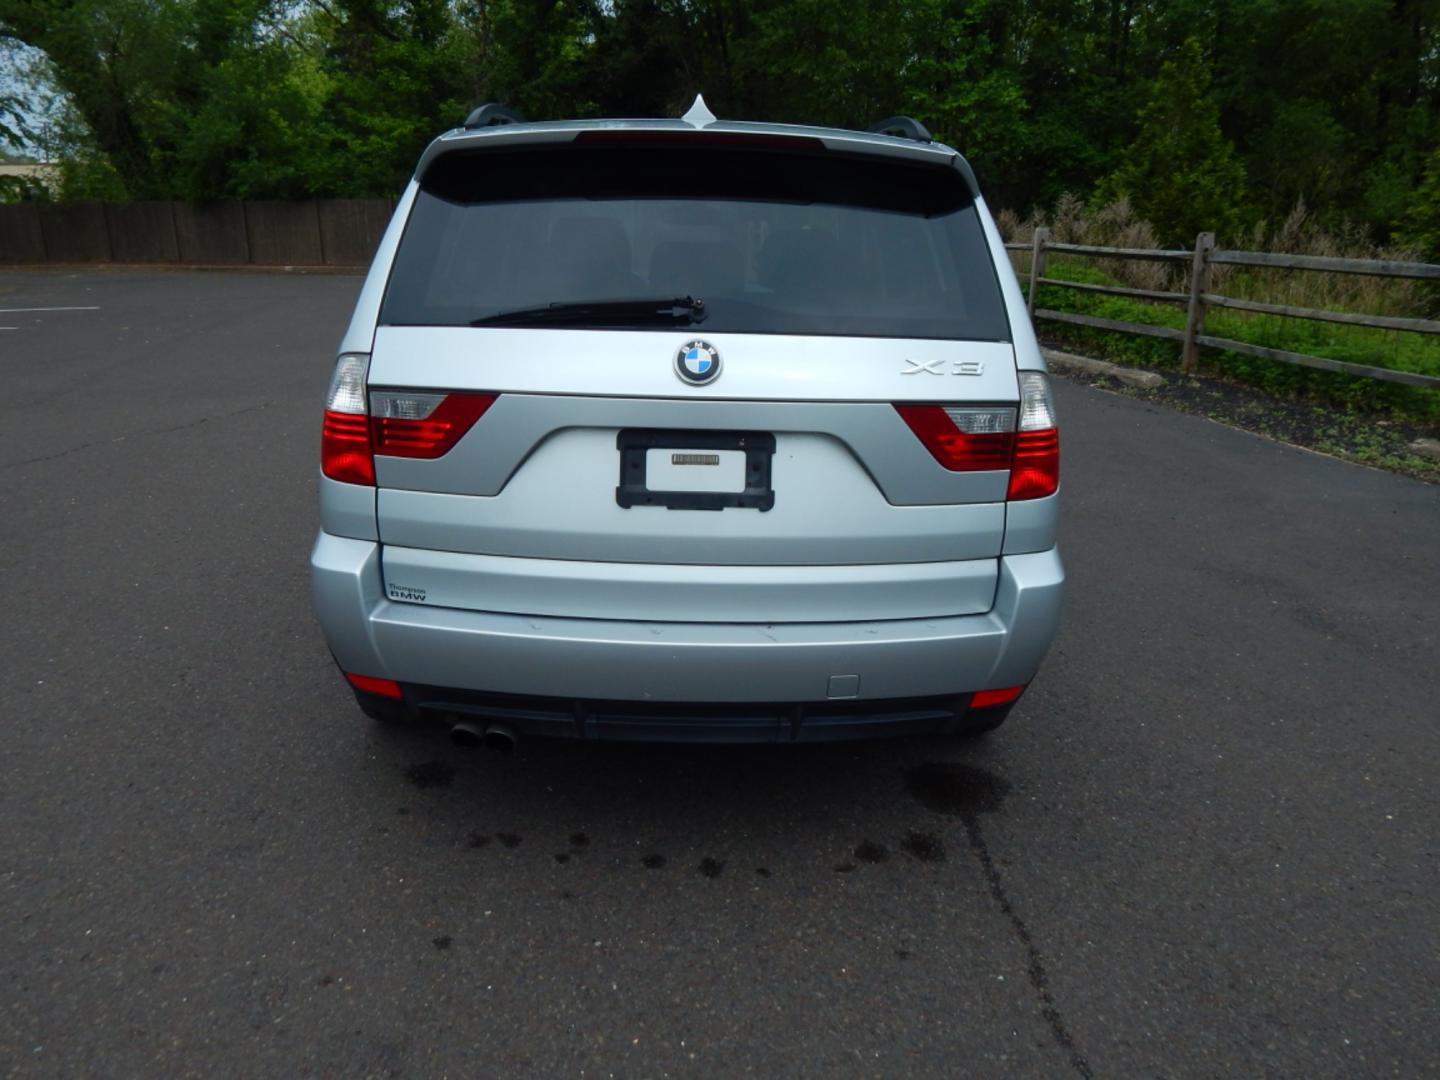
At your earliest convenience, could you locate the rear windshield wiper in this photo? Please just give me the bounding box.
[470,296,706,327]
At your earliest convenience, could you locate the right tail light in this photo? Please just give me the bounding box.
[1006,372,1060,500]
[895,371,1059,500]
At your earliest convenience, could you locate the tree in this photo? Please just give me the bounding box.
[900,0,1027,183]
[1399,143,1440,262]
[0,0,1434,230]
[1101,36,1248,246]
[0,89,29,151]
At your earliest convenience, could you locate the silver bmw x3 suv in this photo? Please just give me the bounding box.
[310,100,1063,745]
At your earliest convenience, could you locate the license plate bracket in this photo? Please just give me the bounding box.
[616,429,776,511]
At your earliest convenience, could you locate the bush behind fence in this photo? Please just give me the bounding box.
[0,199,395,268]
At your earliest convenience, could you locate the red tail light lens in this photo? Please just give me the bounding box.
[1007,428,1060,500]
[322,410,376,485]
[895,405,1016,471]
[370,392,496,459]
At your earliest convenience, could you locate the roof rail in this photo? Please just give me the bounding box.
[867,116,932,144]
[463,103,527,130]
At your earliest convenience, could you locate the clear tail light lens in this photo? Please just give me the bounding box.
[370,391,496,458]
[894,371,1059,500]
[1017,371,1057,430]
[321,353,375,486]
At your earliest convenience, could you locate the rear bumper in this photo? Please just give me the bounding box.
[311,531,1063,707]
[354,682,1021,743]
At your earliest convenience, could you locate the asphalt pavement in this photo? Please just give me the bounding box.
[1,269,1437,1078]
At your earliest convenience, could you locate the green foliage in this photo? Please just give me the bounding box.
[1399,144,1440,264]
[900,0,1026,173]
[1101,37,1248,247]
[56,153,128,200]
[1034,258,1440,423]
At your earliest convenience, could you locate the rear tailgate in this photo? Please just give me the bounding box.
[367,135,1020,623]
[370,329,1015,620]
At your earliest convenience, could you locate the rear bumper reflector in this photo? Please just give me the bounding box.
[970,685,1026,708]
[346,673,403,699]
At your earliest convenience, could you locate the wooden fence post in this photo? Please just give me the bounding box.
[1182,231,1215,374]
[1028,226,1049,318]
[240,200,253,265]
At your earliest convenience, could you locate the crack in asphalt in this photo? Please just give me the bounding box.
[1,401,274,470]
[962,813,1093,1079]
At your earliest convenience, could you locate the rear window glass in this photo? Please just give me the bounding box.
[381,143,1009,341]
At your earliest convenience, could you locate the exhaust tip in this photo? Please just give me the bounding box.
[450,721,484,748]
[483,724,518,752]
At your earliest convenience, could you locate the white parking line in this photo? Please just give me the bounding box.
[0,306,102,313]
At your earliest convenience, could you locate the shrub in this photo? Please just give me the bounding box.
[1100,37,1248,248]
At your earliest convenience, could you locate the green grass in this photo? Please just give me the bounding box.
[1028,259,1440,425]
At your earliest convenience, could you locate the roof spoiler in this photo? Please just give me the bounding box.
[868,115,979,197]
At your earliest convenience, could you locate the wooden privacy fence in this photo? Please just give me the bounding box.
[0,198,395,268]
[1006,229,1440,391]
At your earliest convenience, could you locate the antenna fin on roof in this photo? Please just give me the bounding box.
[681,94,718,129]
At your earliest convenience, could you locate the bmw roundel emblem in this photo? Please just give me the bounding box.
[675,340,721,385]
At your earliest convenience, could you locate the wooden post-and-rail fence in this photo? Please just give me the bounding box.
[1007,229,1440,391]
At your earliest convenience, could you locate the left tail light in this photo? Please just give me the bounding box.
[321,353,374,486]
[369,391,496,459]
[321,354,498,485]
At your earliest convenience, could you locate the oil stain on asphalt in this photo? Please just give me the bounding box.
[905,761,1010,815]
[900,830,946,862]
[905,760,1092,1079]
[395,749,1083,1078]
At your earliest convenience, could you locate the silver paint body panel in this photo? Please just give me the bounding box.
[313,532,1063,702]
[312,115,1063,723]
[380,546,1000,622]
